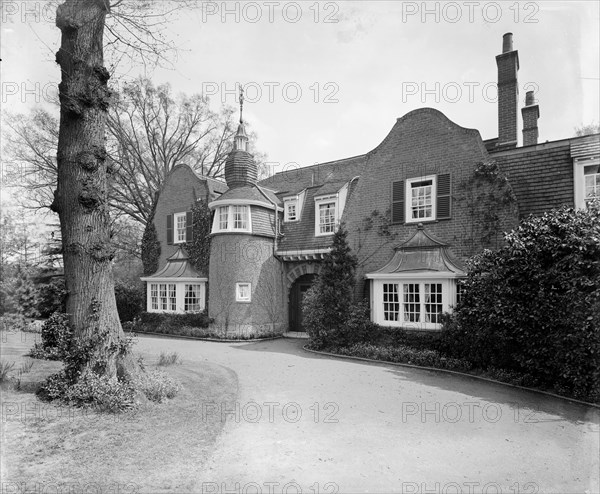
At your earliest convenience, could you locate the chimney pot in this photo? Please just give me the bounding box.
[525,90,535,106]
[502,33,514,53]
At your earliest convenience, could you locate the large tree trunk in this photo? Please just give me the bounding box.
[53,0,137,380]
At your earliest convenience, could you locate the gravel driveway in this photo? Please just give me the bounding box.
[137,335,599,494]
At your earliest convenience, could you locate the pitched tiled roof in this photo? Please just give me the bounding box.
[492,140,574,218]
[142,247,205,279]
[258,154,367,253]
[259,154,366,196]
[213,184,280,207]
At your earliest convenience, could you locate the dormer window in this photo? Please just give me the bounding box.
[284,199,298,222]
[314,194,339,236]
[212,205,252,233]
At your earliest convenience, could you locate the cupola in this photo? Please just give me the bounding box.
[225,87,258,189]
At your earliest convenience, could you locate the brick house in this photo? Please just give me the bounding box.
[141,33,599,335]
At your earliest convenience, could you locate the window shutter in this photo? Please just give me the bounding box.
[166,214,173,245]
[186,211,193,242]
[437,173,451,220]
[391,180,405,224]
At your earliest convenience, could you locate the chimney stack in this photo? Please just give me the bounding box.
[521,90,540,147]
[496,33,520,149]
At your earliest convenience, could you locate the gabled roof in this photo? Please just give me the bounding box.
[367,225,466,277]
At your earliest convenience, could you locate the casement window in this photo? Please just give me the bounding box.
[146,281,206,313]
[150,284,158,310]
[372,279,460,330]
[319,202,336,234]
[284,200,298,222]
[167,211,193,244]
[184,284,203,312]
[212,205,252,233]
[391,173,451,224]
[218,206,229,230]
[236,282,251,302]
[574,158,600,209]
[314,196,338,236]
[153,283,177,312]
[383,283,400,321]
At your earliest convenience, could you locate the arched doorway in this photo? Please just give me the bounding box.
[288,274,317,332]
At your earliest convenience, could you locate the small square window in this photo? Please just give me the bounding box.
[236,282,251,302]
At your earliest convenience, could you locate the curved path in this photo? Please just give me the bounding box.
[137,336,599,493]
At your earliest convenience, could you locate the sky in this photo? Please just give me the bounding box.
[1,0,599,177]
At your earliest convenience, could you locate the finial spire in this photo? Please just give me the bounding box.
[239,85,244,124]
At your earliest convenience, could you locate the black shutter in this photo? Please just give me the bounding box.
[437,173,451,220]
[391,180,405,224]
[186,211,193,242]
[166,214,173,245]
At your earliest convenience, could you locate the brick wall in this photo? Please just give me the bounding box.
[208,234,286,336]
[342,108,520,297]
[153,165,210,269]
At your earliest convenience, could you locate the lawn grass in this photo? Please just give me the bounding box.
[1,329,238,492]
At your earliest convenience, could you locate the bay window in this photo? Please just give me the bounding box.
[212,205,252,233]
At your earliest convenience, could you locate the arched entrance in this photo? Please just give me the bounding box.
[288,274,317,332]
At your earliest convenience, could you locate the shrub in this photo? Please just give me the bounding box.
[304,225,358,349]
[0,313,28,333]
[42,369,137,413]
[131,311,212,333]
[137,370,180,403]
[336,343,471,372]
[441,203,600,400]
[114,282,145,322]
[31,312,73,361]
[141,221,161,276]
[0,360,15,383]
[36,277,67,318]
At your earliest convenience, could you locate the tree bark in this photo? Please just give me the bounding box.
[54,0,138,380]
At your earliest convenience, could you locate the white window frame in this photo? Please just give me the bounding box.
[284,199,298,222]
[173,212,187,244]
[574,157,600,209]
[370,277,462,330]
[236,282,251,303]
[211,205,252,233]
[145,280,207,313]
[314,195,339,237]
[405,175,437,224]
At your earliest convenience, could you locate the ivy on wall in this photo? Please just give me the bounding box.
[455,161,519,255]
[184,199,212,276]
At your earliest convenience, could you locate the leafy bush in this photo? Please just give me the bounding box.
[10,268,40,318]
[114,281,145,322]
[335,343,471,372]
[441,203,600,401]
[304,225,358,349]
[137,370,180,403]
[36,277,67,318]
[0,360,15,383]
[29,312,73,361]
[41,369,137,413]
[0,313,28,333]
[129,311,212,333]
